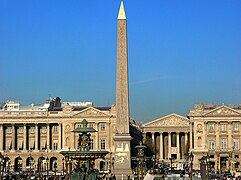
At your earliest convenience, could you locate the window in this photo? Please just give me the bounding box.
[89,139,93,150]
[19,126,24,133]
[30,140,35,150]
[53,140,58,150]
[7,126,12,133]
[100,139,105,150]
[41,126,47,133]
[209,124,215,132]
[209,139,215,149]
[221,138,227,149]
[88,124,93,128]
[234,123,239,131]
[18,140,23,150]
[221,123,227,132]
[233,139,239,149]
[41,140,46,150]
[53,125,58,133]
[100,124,106,131]
[30,126,35,133]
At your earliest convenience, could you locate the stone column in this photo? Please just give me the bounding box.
[177,132,180,160]
[35,124,38,150]
[58,123,61,150]
[47,123,50,150]
[168,132,171,158]
[190,123,193,149]
[0,124,3,150]
[203,122,207,148]
[106,122,110,149]
[159,132,163,160]
[228,122,232,149]
[216,122,220,149]
[185,132,188,153]
[152,132,155,153]
[23,124,27,151]
[96,123,99,150]
[12,124,15,150]
[62,123,66,150]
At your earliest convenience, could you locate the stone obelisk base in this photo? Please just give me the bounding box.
[113,134,132,180]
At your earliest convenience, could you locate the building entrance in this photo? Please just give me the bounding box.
[220,157,228,171]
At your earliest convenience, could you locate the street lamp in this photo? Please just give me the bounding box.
[54,162,57,178]
[17,154,20,172]
[228,147,234,173]
[17,154,21,179]
[184,152,194,180]
[0,152,3,180]
[65,156,69,180]
[169,157,173,174]
[38,158,42,180]
[112,157,115,170]
[206,154,210,180]
[46,157,49,179]
[7,160,11,173]
[216,149,220,175]
[62,157,65,176]
[29,154,33,180]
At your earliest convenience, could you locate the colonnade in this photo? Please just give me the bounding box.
[143,131,190,161]
[0,123,62,151]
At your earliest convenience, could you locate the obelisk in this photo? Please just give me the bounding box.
[113,1,132,179]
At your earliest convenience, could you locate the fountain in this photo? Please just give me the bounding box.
[60,119,109,180]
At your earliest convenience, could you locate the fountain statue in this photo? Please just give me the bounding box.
[61,119,109,180]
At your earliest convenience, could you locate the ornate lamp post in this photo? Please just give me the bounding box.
[17,154,20,172]
[46,157,49,179]
[169,157,173,174]
[206,154,210,180]
[38,158,43,180]
[216,149,220,175]
[17,154,21,179]
[54,162,57,178]
[65,155,69,180]
[29,154,35,180]
[190,152,194,180]
[62,157,65,176]
[228,147,234,173]
[185,152,194,180]
[0,152,3,180]
[68,158,72,178]
[7,160,11,173]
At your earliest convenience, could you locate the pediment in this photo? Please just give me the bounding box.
[72,107,109,117]
[203,105,241,117]
[143,113,189,127]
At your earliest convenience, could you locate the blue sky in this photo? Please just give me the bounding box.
[1,0,241,123]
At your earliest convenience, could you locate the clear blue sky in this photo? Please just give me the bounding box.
[1,0,241,123]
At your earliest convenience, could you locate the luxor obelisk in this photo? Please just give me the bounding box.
[113,1,132,178]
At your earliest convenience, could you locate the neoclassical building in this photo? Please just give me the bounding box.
[143,104,241,173]
[142,113,190,169]
[0,98,142,173]
[189,104,241,172]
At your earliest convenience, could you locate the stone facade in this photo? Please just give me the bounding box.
[143,104,241,173]
[143,113,190,170]
[0,98,142,173]
[189,104,241,172]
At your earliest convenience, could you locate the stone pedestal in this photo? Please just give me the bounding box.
[113,134,132,180]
